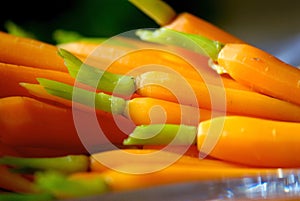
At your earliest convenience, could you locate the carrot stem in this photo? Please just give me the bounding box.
[37,78,126,114]
[58,48,136,96]
[136,28,224,61]
[35,78,208,126]
[123,124,197,145]
[35,171,108,199]
[0,155,89,174]
[128,0,176,26]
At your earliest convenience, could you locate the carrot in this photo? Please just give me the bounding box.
[0,165,38,193]
[129,0,243,43]
[33,78,218,126]
[137,28,300,107]
[100,165,277,192]
[72,161,277,192]
[0,31,67,71]
[124,97,213,126]
[217,43,300,106]
[89,149,244,172]
[141,145,200,157]
[164,12,244,44]
[197,116,300,168]
[136,71,300,122]
[0,62,75,98]
[59,41,250,92]
[0,96,130,151]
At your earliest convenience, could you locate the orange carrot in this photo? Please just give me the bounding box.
[0,96,130,151]
[0,165,38,193]
[217,43,300,106]
[164,12,244,44]
[198,116,300,168]
[89,149,244,172]
[0,31,67,71]
[141,145,200,157]
[99,165,277,192]
[0,62,75,98]
[60,41,250,91]
[136,71,300,122]
[73,151,277,192]
[22,80,215,126]
[124,97,216,126]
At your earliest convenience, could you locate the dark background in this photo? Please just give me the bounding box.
[1,0,300,66]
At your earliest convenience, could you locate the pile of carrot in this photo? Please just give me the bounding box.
[1,0,300,199]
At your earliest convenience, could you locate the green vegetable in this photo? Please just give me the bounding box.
[0,155,89,174]
[0,193,54,201]
[123,124,197,145]
[53,29,106,44]
[36,171,108,199]
[37,78,127,114]
[58,48,136,96]
[129,0,176,26]
[136,28,224,61]
[4,20,36,39]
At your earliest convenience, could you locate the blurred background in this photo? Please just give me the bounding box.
[0,0,299,66]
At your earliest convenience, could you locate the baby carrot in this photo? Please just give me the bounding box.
[0,31,67,72]
[72,161,277,193]
[59,42,249,90]
[164,12,244,44]
[198,116,300,168]
[137,71,300,122]
[137,28,300,106]
[217,43,300,106]
[0,96,129,150]
[0,62,75,98]
[37,78,215,126]
[90,149,244,172]
[129,0,243,43]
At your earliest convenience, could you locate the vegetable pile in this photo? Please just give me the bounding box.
[1,0,300,200]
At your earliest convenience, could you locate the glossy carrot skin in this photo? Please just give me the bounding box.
[124,97,215,126]
[76,149,273,193]
[0,96,130,152]
[0,62,75,98]
[218,44,300,106]
[137,74,300,122]
[61,42,249,91]
[0,31,67,72]
[198,116,300,168]
[164,12,243,44]
[89,149,244,172]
